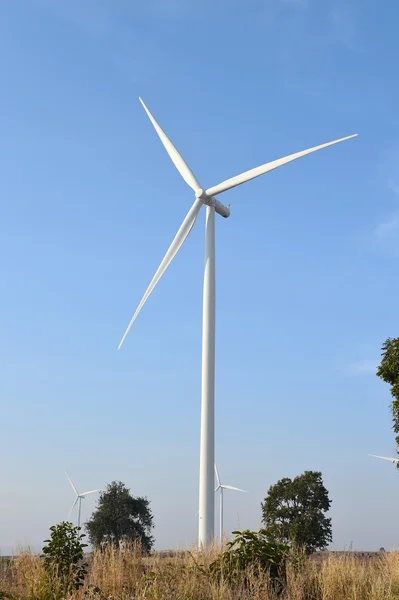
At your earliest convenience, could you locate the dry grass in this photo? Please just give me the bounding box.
[284,553,398,600]
[2,546,399,599]
[0,548,63,600]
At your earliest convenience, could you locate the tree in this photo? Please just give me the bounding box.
[85,481,154,553]
[42,522,88,593]
[261,471,332,554]
[377,337,399,454]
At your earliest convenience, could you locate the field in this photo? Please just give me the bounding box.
[1,546,399,599]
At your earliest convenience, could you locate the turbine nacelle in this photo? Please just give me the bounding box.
[195,189,230,218]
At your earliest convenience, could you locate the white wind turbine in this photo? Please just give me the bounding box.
[215,463,246,543]
[66,472,102,528]
[369,454,399,464]
[118,97,357,548]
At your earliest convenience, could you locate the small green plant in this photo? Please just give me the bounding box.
[42,521,88,593]
[209,529,289,587]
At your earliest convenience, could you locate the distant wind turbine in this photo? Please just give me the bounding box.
[66,472,102,528]
[369,454,399,464]
[117,97,357,548]
[214,463,246,543]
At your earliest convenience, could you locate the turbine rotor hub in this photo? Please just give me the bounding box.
[195,189,230,218]
[195,188,208,200]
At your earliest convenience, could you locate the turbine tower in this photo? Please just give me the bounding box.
[66,472,102,528]
[215,463,246,544]
[118,97,357,548]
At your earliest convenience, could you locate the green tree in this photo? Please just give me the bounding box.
[42,521,88,593]
[377,337,399,454]
[85,481,154,553]
[261,471,332,554]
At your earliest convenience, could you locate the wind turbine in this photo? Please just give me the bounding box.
[118,97,357,548]
[215,463,246,544]
[369,454,399,464]
[66,472,102,528]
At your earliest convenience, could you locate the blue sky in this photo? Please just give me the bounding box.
[1,0,399,553]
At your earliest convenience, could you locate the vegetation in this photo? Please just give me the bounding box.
[42,521,88,593]
[0,466,387,598]
[377,337,399,455]
[209,529,288,589]
[85,481,154,553]
[261,470,332,554]
[1,544,399,599]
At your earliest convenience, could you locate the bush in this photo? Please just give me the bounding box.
[209,529,289,589]
[42,522,88,594]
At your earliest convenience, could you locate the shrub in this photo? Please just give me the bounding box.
[42,521,88,594]
[209,529,289,589]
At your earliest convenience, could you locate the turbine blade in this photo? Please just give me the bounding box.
[68,496,79,518]
[118,199,202,349]
[368,454,399,463]
[139,98,201,192]
[195,510,199,516]
[215,486,220,492]
[205,134,358,197]
[80,489,102,496]
[214,463,221,487]
[65,471,78,496]
[221,485,247,492]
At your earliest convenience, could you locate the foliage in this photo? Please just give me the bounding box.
[3,546,399,600]
[377,337,399,454]
[42,521,88,593]
[85,481,154,553]
[261,470,332,554]
[209,529,289,588]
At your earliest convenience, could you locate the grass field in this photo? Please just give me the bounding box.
[1,545,399,599]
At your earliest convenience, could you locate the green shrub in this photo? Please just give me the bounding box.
[209,529,289,588]
[42,521,88,593]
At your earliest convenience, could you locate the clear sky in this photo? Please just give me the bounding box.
[1,0,399,554]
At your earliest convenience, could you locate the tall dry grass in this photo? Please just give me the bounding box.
[2,546,399,599]
[284,552,399,600]
[0,548,63,600]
